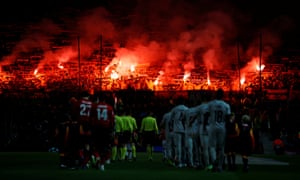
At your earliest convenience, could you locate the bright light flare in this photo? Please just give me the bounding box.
[154,78,159,86]
[207,78,211,85]
[111,70,119,80]
[207,71,211,85]
[34,69,38,75]
[240,77,245,85]
[130,64,135,72]
[57,63,64,69]
[183,72,191,82]
[256,64,265,71]
[104,66,109,72]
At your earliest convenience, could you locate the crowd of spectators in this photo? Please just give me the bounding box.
[1,55,300,93]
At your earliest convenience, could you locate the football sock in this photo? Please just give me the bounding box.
[121,146,127,160]
[146,145,152,159]
[132,144,136,159]
[127,143,132,159]
[111,146,117,161]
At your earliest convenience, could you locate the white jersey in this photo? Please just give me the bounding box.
[170,104,188,133]
[208,99,231,128]
[185,106,200,136]
[160,111,172,135]
[194,102,209,134]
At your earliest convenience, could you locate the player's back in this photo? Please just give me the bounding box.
[185,106,201,135]
[193,103,209,124]
[122,115,134,132]
[90,102,115,129]
[70,98,93,122]
[239,120,252,139]
[140,115,158,132]
[128,115,138,132]
[208,99,230,128]
[161,111,172,133]
[114,115,124,133]
[171,104,188,133]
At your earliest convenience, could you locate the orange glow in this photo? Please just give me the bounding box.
[104,58,137,79]
[0,2,292,95]
[0,42,277,92]
[243,57,265,72]
[104,48,140,79]
[57,48,77,63]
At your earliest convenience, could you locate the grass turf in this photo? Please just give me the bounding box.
[0,152,299,180]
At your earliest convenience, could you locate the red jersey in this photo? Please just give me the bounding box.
[70,97,93,122]
[90,102,115,129]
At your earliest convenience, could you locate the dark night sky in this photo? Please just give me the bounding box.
[0,0,300,49]
[1,0,299,24]
[0,1,299,26]
[1,1,298,20]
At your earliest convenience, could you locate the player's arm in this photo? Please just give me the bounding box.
[159,118,165,139]
[159,117,165,129]
[109,108,115,129]
[154,119,159,135]
[225,113,231,123]
[235,123,240,136]
[54,126,60,137]
[110,116,115,134]
[203,111,210,129]
[64,125,70,143]
[180,110,187,129]
[226,105,232,122]
[133,118,138,131]
[139,118,144,133]
[79,124,85,135]
[250,128,255,151]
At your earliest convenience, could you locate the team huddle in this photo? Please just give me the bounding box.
[53,88,255,172]
[160,88,255,172]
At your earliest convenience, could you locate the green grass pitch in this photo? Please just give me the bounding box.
[0,152,299,180]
